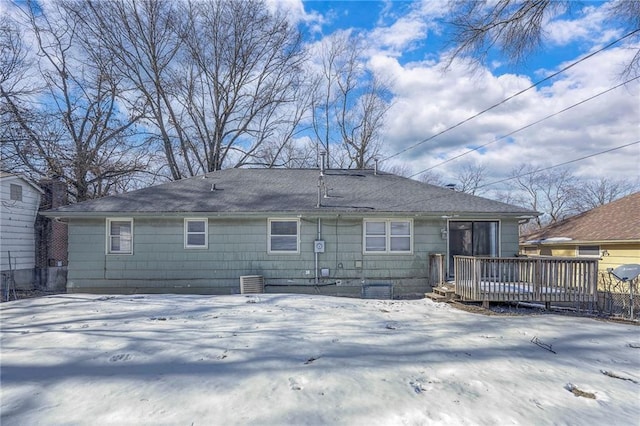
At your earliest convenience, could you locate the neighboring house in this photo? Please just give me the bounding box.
[520,192,640,287]
[41,168,537,298]
[0,171,45,290]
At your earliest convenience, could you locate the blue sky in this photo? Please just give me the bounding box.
[288,0,639,189]
[302,1,596,73]
[3,0,637,191]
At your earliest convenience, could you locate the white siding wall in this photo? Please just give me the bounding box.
[0,177,42,271]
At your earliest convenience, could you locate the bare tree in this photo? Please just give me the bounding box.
[254,138,317,169]
[311,31,391,169]
[382,163,412,178]
[0,16,32,173]
[75,0,189,180]
[178,0,307,172]
[509,164,578,228]
[418,170,445,186]
[455,162,488,195]
[1,4,148,201]
[446,0,640,77]
[77,0,307,178]
[569,177,639,213]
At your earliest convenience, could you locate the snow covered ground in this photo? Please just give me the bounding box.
[1,294,638,425]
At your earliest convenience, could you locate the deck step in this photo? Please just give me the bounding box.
[426,287,460,303]
[425,292,446,302]
[433,286,456,296]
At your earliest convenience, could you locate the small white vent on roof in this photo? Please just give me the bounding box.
[240,275,264,294]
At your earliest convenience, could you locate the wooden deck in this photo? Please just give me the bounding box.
[454,256,598,303]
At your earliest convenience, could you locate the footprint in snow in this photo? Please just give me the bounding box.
[109,353,132,362]
[410,380,426,394]
[289,377,305,391]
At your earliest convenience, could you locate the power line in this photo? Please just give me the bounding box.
[412,75,640,178]
[354,76,638,204]
[477,140,640,191]
[380,140,640,211]
[381,28,640,163]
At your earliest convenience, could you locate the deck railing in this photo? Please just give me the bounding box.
[454,256,598,303]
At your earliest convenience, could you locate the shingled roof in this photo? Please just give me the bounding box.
[522,192,640,243]
[43,168,537,217]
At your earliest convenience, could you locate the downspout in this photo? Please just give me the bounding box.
[315,218,321,284]
[315,152,326,283]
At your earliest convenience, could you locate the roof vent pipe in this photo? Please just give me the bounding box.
[374,158,379,175]
[320,151,326,176]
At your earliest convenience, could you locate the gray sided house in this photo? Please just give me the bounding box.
[1,172,44,290]
[42,169,537,298]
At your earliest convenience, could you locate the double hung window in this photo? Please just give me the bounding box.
[106,218,133,254]
[185,219,208,248]
[268,219,300,254]
[364,219,412,254]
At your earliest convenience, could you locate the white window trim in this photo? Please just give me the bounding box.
[184,218,208,249]
[268,218,300,254]
[106,218,134,255]
[363,218,413,254]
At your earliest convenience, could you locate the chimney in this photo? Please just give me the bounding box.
[36,179,69,269]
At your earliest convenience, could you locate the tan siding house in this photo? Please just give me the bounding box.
[520,192,640,288]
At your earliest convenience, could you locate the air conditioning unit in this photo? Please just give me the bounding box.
[240,275,264,294]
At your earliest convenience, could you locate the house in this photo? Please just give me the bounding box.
[520,192,640,288]
[41,168,538,298]
[0,171,45,290]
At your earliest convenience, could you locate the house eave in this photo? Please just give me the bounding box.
[40,210,535,220]
[1,174,45,194]
[522,239,640,246]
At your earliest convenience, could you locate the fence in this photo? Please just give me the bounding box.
[598,272,639,320]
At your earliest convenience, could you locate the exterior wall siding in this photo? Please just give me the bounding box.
[500,219,521,257]
[67,215,519,298]
[524,242,640,290]
[0,177,42,289]
[1,179,41,271]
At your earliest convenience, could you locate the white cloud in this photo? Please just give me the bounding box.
[366,0,446,58]
[266,0,326,35]
[373,47,639,186]
[545,4,615,46]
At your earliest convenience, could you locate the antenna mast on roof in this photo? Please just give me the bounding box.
[317,151,327,208]
[320,151,326,176]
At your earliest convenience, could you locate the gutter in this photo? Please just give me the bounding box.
[39,210,540,220]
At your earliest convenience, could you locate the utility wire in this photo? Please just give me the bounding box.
[476,140,640,191]
[352,76,638,205]
[381,140,640,211]
[412,75,640,178]
[381,28,640,163]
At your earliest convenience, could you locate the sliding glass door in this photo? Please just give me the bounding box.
[448,221,499,277]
